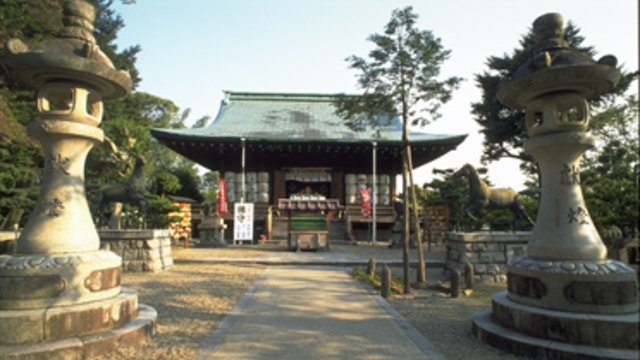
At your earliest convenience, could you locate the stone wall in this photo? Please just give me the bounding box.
[445,231,530,283]
[99,229,173,272]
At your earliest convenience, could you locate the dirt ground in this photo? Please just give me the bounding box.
[95,262,264,360]
[98,243,518,359]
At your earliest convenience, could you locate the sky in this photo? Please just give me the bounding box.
[112,0,638,191]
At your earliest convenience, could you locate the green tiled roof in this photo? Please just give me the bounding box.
[151,91,466,144]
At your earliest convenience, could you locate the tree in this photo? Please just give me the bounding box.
[0,0,63,227]
[172,162,204,202]
[89,0,141,88]
[472,21,637,176]
[191,115,212,129]
[0,1,203,229]
[201,171,220,216]
[86,91,205,227]
[0,0,143,227]
[424,168,468,230]
[336,6,462,293]
[582,95,639,240]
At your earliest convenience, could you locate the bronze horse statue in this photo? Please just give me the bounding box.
[95,155,149,225]
[453,163,533,228]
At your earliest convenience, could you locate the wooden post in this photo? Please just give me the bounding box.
[451,269,461,298]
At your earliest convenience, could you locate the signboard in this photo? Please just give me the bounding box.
[233,202,254,244]
[217,178,229,216]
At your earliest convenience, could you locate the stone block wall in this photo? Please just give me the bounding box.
[99,229,173,272]
[445,231,530,283]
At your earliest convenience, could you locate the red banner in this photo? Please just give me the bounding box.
[359,188,371,218]
[217,178,229,216]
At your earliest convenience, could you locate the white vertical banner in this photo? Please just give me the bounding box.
[234,202,254,243]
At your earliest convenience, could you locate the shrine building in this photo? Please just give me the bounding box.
[151,91,466,241]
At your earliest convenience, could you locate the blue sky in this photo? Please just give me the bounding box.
[112,0,638,190]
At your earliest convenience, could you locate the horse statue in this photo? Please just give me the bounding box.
[95,155,149,227]
[453,163,534,229]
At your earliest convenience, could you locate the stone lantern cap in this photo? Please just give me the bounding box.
[497,13,621,108]
[1,0,131,99]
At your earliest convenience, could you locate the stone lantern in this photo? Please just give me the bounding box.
[0,1,155,358]
[473,13,639,359]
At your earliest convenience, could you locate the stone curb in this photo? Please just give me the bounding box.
[174,258,445,268]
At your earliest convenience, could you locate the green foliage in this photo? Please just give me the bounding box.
[201,171,219,211]
[337,8,462,289]
[85,90,204,227]
[89,0,142,87]
[0,0,62,46]
[172,166,203,202]
[582,95,639,238]
[0,142,39,227]
[143,195,176,229]
[352,266,403,294]
[0,0,62,226]
[472,21,637,172]
[191,115,212,129]
[335,6,462,131]
[424,168,469,229]
[0,1,204,230]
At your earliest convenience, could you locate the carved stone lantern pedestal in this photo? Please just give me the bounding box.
[0,1,155,358]
[472,13,639,359]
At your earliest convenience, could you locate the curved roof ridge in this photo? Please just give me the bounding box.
[223,90,353,103]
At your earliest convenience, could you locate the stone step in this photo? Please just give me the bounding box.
[328,220,345,240]
[473,308,640,360]
[0,304,156,359]
[491,291,639,350]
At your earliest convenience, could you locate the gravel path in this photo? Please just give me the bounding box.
[96,243,521,359]
[94,262,264,360]
[387,269,524,360]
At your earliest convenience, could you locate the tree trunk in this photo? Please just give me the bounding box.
[406,146,426,284]
[401,145,411,294]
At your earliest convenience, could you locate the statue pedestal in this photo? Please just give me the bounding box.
[0,289,156,359]
[0,252,157,359]
[473,291,638,360]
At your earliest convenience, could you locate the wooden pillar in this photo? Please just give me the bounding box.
[332,170,343,202]
[274,170,286,201]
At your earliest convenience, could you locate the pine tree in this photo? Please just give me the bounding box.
[472,21,636,172]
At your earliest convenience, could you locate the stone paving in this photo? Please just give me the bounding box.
[197,266,445,360]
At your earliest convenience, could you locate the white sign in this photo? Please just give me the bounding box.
[233,202,254,244]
